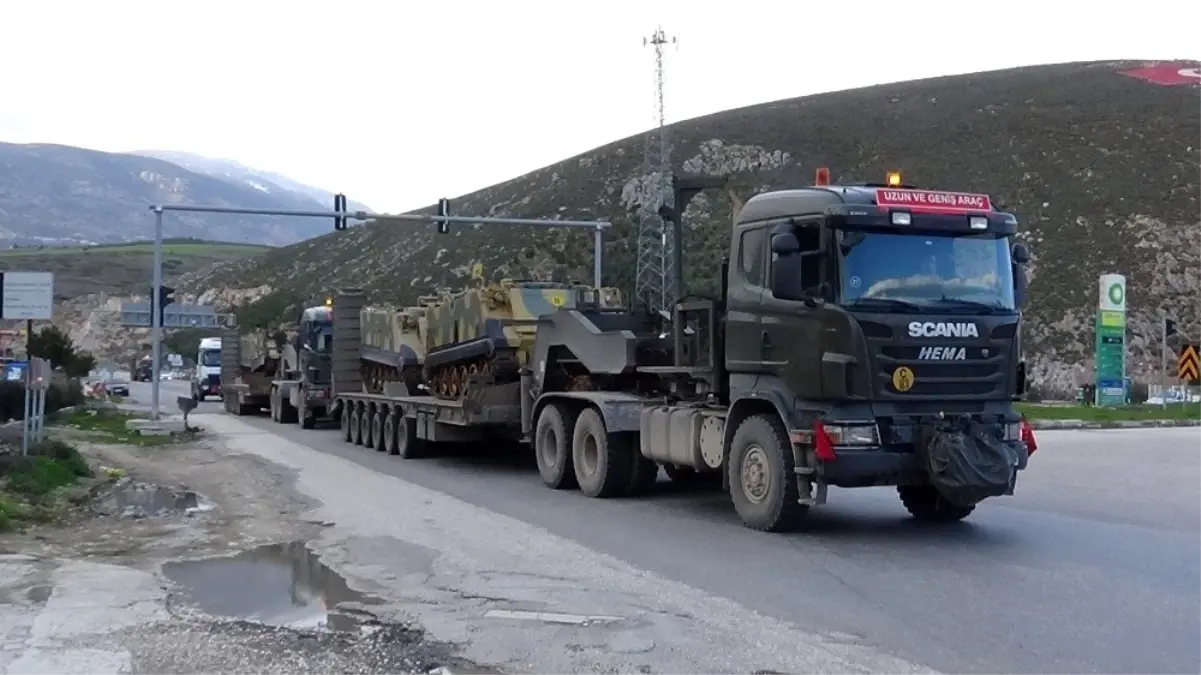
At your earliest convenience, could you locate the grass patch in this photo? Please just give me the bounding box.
[59,409,176,447]
[1016,402,1201,422]
[0,440,93,532]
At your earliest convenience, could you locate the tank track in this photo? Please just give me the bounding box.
[428,349,520,400]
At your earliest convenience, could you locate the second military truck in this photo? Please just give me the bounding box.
[280,170,1041,532]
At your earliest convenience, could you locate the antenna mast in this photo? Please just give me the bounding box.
[635,26,677,315]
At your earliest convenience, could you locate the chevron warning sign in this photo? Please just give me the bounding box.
[1178,344,1200,385]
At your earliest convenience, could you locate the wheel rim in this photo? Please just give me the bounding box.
[580,431,600,475]
[538,425,558,469]
[740,444,770,504]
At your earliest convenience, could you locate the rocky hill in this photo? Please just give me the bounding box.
[131,150,373,213]
[183,60,1200,395]
[0,142,342,246]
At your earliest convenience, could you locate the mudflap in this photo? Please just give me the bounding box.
[919,416,1020,507]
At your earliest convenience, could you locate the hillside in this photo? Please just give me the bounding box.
[184,60,1201,395]
[131,150,373,213]
[0,142,340,246]
[0,238,268,300]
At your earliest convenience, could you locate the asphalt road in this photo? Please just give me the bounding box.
[139,380,1201,674]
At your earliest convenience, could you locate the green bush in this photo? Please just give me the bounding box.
[0,379,85,422]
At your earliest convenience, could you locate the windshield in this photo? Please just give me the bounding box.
[199,349,221,367]
[307,322,333,353]
[839,231,1015,311]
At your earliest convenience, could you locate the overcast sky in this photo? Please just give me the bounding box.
[2,0,1198,213]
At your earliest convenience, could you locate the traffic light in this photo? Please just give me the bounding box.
[1166,317,1178,338]
[152,285,175,327]
[436,198,451,234]
[334,193,347,231]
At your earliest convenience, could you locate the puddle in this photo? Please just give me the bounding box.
[162,541,375,631]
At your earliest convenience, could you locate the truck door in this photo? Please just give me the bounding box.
[725,225,768,373]
[760,221,825,399]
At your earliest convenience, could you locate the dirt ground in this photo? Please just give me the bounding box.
[0,424,483,675]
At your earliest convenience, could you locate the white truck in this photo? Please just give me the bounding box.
[192,336,223,401]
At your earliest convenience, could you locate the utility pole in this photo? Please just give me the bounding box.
[635,27,678,315]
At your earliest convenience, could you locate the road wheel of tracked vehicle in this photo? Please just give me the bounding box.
[381,414,398,454]
[350,407,363,445]
[728,414,809,532]
[394,416,426,459]
[625,454,660,497]
[572,408,634,498]
[371,410,387,452]
[341,403,354,443]
[360,406,374,448]
[535,403,578,490]
[897,486,975,522]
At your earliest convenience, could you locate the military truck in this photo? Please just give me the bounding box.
[325,169,1039,532]
[220,329,280,416]
[269,303,335,428]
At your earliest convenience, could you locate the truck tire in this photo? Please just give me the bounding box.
[341,404,354,443]
[393,416,425,459]
[360,408,374,448]
[535,403,577,490]
[897,486,975,522]
[350,408,363,445]
[728,413,809,532]
[301,413,316,430]
[371,410,387,452]
[572,408,634,498]
[625,453,659,496]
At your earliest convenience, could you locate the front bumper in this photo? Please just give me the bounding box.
[797,419,1030,488]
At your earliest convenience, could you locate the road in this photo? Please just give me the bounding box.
[143,379,1201,674]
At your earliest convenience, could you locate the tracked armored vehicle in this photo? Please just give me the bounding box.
[220,329,281,416]
[359,299,436,395]
[421,280,623,400]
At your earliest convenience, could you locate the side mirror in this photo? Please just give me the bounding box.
[1012,242,1030,264]
[770,232,800,256]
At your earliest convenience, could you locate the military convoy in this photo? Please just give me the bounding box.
[232,170,1041,532]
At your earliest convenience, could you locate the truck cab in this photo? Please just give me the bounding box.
[193,337,222,401]
[272,303,334,428]
[718,171,1035,526]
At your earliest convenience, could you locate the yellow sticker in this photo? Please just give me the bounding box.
[549,293,566,307]
[892,366,915,392]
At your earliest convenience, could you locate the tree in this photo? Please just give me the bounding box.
[27,325,96,378]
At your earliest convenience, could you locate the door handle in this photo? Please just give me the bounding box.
[761,330,772,350]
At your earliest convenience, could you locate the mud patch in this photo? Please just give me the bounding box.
[162,541,378,631]
[89,475,207,520]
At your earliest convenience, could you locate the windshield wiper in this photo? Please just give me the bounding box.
[844,297,927,312]
[930,297,1011,314]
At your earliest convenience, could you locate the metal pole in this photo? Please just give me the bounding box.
[21,367,29,456]
[151,207,164,420]
[1161,313,1168,408]
[34,384,43,443]
[593,226,603,287]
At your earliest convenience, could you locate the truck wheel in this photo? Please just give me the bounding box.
[341,404,354,443]
[394,416,425,459]
[625,453,659,497]
[371,410,387,452]
[535,403,578,490]
[898,486,975,522]
[381,414,397,454]
[350,408,363,445]
[360,408,374,448]
[572,408,634,498]
[728,414,809,532]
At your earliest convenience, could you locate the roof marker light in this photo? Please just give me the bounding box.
[969,216,988,230]
[891,211,912,226]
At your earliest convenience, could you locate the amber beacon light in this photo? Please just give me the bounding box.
[886,171,902,187]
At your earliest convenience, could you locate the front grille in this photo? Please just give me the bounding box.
[872,341,1007,400]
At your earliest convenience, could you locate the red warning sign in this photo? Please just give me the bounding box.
[876,189,992,214]
[1119,62,1201,86]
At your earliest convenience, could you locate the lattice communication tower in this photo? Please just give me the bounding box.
[634,27,677,315]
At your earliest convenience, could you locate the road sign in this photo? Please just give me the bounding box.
[0,271,54,320]
[120,302,235,328]
[1094,273,1127,406]
[1178,344,1200,385]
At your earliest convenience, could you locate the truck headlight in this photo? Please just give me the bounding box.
[824,423,880,446]
[1003,421,1022,441]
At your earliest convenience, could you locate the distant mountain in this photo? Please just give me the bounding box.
[132,150,373,213]
[0,142,344,246]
